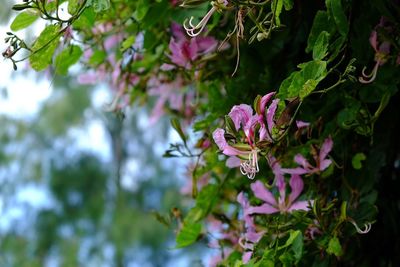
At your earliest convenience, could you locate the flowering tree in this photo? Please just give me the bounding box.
[3,0,400,266]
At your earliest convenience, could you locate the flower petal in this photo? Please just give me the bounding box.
[250,180,277,206]
[288,200,312,212]
[226,156,241,168]
[319,136,333,164]
[288,174,304,204]
[259,92,275,115]
[229,104,254,131]
[266,99,279,133]
[247,203,279,215]
[296,120,310,129]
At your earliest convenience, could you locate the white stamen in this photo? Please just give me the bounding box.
[240,150,259,179]
[359,61,379,84]
[350,220,372,234]
[183,6,217,37]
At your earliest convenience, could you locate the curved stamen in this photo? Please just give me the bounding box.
[183,6,217,37]
[240,150,259,179]
[350,220,372,234]
[359,61,380,84]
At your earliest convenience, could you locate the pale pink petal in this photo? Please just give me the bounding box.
[237,192,248,209]
[294,154,312,169]
[196,36,218,54]
[212,128,228,150]
[369,30,378,52]
[288,200,312,212]
[259,92,275,115]
[242,251,253,264]
[319,159,332,171]
[160,63,175,71]
[228,104,254,131]
[296,120,310,129]
[288,174,304,204]
[246,230,263,243]
[247,203,279,215]
[226,156,241,168]
[250,180,277,206]
[187,38,199,61]
[266,99,279,132]
[171,22,186,41]
[280,167,309,175]
[319,136,333,163]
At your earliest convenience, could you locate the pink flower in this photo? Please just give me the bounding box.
[212,93,278,179]
[282,136,333,175]
[237,192,265,264]
[165,23,218,70]
[359,17,392,84]
[247,176,312,215]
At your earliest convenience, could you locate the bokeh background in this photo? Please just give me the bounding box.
[0,1,208,266]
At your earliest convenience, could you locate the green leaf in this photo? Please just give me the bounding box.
[68,0,80,14]
[279,60,327,100]
[184,184,219,224]
[283,0,293,10]
[133,0,150,22]
[306,11,333,53]
[352,153,366,170]
[29,24,61,71]
[10,11,38,31]
[121,36,136,51]
[73,7,96,29]
[313,31,330,60]
[171,118,187,143]
[327,236,343,257]
[88,50,106,66]
[86,0,110,12]
[329,0,349,36]
[273,0,284,26]
[54,45,83,75]
[175,222,201,248]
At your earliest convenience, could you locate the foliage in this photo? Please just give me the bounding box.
[2,0,400,266]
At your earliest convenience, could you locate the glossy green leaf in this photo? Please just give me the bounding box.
[352,153,366,170]
[86,0,110,12]
[306,11,333,53]
[313,31,330,60]
[10,11,38,31]
[29,24,61,71]
[273,0,284,26]
[88,50,106,66]
[68,0,80,14]
[54,45,83,75]
[327,236,343,257]
[330,0,349,36]
[175,222,201,248]
[133,0,150,22]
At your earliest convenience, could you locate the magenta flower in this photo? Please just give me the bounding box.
[163,23,218,70]
[247,176,311,215]
[359,18,392,84]
[282,136,333,175]
[212,93,278,179]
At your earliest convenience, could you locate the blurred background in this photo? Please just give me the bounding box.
[0,1,208,266]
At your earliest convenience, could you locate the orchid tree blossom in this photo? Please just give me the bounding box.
[183,0,228,37]
[282,136,333,175]
[247,176,312,215]
[212,92,277,179]
[237,192,265,263]
[359,18,392,84]
[162,22,218,70]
